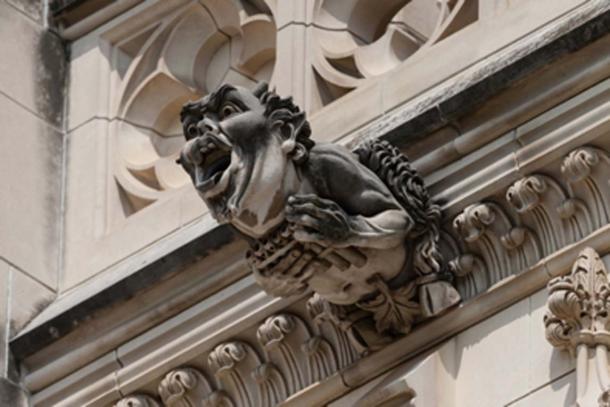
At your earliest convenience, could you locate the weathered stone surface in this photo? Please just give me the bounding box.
[0,1,66,127]
[5,0,44,24]
[0,377,28,407]
[0,92,62,289]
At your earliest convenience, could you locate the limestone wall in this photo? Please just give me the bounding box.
[0,0,66,384]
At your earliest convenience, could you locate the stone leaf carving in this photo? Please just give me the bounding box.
[257,314,310,394]
[306,293,360,366]
[178,82,460,349]
[544,247,610,350]
[561,146,610,231]
[257,313,338,393]
[448,253,486,301]
[453,202,540,290]
[208,341,279,407]
[507,174,592,255]
[158,367,231,407]
[543,247,610,407]
[114,394,161,407]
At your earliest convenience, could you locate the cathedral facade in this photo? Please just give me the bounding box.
[2,0,610,405]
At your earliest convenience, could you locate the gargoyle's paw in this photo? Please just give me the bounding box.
[288,194,339,210]
[285,212,323,231]
[293,229,330,245]
[286,201,328,218]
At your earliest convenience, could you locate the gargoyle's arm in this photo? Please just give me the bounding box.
[287,144,414,250]
[345,207,412,249]
[286,193,412,250]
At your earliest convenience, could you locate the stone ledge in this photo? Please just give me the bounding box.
[11,223,237,360]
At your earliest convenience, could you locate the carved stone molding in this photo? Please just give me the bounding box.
[544,247,610,407]
[114,394,161,407]
[447,145,610,301]
[158,367,230,407]
[452,201,539,291]
[107,307,360,407]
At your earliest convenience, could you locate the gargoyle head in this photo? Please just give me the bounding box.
[179,82,313,237]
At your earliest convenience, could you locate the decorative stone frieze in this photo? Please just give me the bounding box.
[544,247,610,407]
[448,145,610,301]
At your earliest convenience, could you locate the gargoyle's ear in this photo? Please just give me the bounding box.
[279,111,308,163]
[253,81,268,98]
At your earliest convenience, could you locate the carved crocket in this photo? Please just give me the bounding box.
[178,82,460,350]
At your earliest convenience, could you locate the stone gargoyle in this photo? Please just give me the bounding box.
[178,82,460,351]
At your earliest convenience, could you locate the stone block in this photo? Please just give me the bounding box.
[0,377,27,407]
[4,0,43,24]
[9,268,55,337]
[0,93,62,289]
[380,0,587,117]
[454,297,531,406]
[273,0,314,29]
[67,33,111,131]
[0,261,8,379]
[0,260,54,380]
[509,371,575,407]
[0,2,66,127]
[310,81,383,144]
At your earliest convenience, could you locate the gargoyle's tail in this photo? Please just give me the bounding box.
[354,139,460,316]
[353,139,441,270]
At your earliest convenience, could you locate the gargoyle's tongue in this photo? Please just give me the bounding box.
[204,154,231,181]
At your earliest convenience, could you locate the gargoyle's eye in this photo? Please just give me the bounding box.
[220,103,239,119]
[187,124,198,139]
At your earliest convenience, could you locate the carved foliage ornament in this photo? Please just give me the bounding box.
[178,82,460,349]
[544,247,610,407]
[544,247,610,350]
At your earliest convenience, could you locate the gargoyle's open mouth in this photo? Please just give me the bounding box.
[194,138,231,194]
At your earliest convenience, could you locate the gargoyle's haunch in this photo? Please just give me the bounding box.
[179,82,460,349]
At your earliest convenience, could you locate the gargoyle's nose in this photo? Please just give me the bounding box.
[197,117,219,135]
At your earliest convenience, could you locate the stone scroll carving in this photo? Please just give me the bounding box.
[544,247,610,407]
[178,82,461,350]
